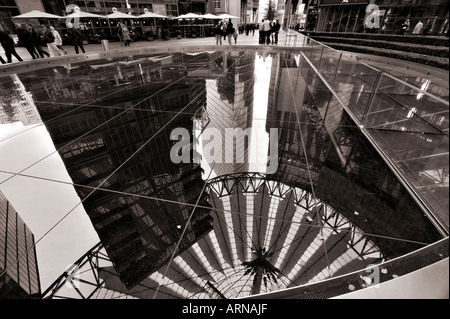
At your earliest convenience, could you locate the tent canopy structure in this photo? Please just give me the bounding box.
[174,13,202,20]
[137,12,168,19]
[217,13,239,19]
[64,11,105,19]
[12,10,63,19]
[201,13,222,20]
[106,11,137,19]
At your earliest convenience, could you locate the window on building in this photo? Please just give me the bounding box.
[166,4,178,16]
[215,0,221,9]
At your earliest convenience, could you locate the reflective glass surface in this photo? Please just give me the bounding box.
[0,46,447,299]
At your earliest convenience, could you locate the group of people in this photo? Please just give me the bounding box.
[0,23,86,64]
[259,19,281,45]
[213,19,281,46]
[396,18,433,35]
[214,20,238,45]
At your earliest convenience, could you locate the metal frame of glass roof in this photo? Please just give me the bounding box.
[1,41,447,299]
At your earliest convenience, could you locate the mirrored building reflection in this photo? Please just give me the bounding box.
[0,47,446,299]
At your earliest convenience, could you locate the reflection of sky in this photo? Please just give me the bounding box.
[0,122,99,291]
[249,53,272,173]
[198,53,273,181]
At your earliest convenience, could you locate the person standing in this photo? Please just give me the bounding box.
[118,22,131,46]
[50,26,66,54]
[401,19,410,35]
[412,20,424,35]
[259,20,265,44]
[14,23,39,59]
[0,30,23,63]
[263,19,272,44]
[272,20,281,44]
[214,21,223,45]
[423,19,432,35]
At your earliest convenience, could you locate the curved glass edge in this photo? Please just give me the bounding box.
[295,37,449,236]
[242,236,449,299]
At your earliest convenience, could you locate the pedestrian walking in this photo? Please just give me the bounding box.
[412,20,424,35]
[14,23,39,59]
[67,23,85,54]
[214,21,223,45]
[41,25,64,57]
[118,22,131,46]
[222,21,227,41]
[226,20,234,45]
[32,25,50,58]
[50,26,66,54]
[0,30,23,63]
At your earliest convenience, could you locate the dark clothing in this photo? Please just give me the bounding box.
[0,31,23,63]
[31,28,50,58]
[423,22,432,35]
[16,27,39,59]
[272,22,281,44]
[69,28,85,54]
[0,55,6,64]
[41,29,55,44]
[214,24,222,35]
[226,22,234,35]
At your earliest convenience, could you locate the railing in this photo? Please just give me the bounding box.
[285,30,449,236]
[243,236,448,299]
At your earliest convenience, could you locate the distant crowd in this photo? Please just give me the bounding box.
[212,19,281,45]
[2,19,283,64]
[0,22,86,64]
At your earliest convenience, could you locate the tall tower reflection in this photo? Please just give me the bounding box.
[20,54,214,289]
[200,51,255,179]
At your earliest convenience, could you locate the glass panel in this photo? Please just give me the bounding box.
[365,91,445,134]
[0,46,447,300]
[332,55,381,123]
[377,74,449,133]
[309,40,323,69]
[318,46,341,85]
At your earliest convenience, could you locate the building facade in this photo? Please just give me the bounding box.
[300,0,449,34]
[0,75,42,125]
[0,190,41,298]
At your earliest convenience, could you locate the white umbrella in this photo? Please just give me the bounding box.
[63,8,105,36]
[174,13,201,37]
[106,11,137,19]
[174,13,202,20]
[64,11,105,19]
[12,10,63,19]
[217,13,239,19]
[201,13,222,20]
[137,12,168,19]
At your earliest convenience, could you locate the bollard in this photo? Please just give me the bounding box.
[101,39,110,51]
